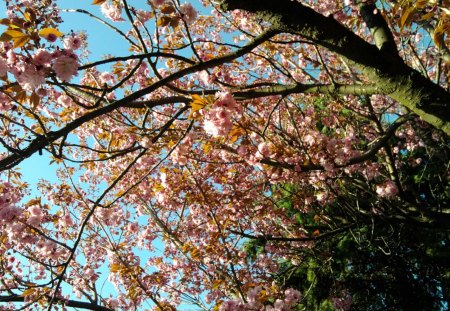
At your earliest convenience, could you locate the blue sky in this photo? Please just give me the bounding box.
[1,1,212,309]
[1,0,160,308]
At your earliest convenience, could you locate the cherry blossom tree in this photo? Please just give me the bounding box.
[0,0,449,310]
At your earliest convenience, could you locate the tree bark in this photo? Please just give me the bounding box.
[221,0,450,135]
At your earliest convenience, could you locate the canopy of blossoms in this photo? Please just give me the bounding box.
[0,0,448,310]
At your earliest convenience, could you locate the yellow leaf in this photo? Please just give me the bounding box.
[21,288,35,297]
[202,143,212,154]
[13,35,30,48]
[415,0,428,9]
[419,10,436,21]
[29,92,40,111]
[24,12,31,22]
[38,28,64,38]
[228,126,244,143]
[0,19,10,26]
[4,29,28,39]
[433,20,449,48]
[160,5,176,14]
[190,247,201,259]
[92,0,107,4]
[188,95,208,119]
[15,91,27,103]
[153,183,164,192]
[212,279,223,290]
[157,16,171,27]
[399,7,415,29]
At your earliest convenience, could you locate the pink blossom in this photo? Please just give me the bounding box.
[256,142,272,159]
[153,0,165,6]
[32,49,52,67]
[140,136,152,148]
[27,215,42,227]
[215,91,237,110]
[99,71,114,84]
[332,292,353,311]
[16,64,46,92]
[6,50,17,64]
[63,34,83,50]
[53,52,79,82]
[28,205,42,216]
[376,180,398,198]
[101,2,124,22]
[0,93,13,111]
[136,10,153,23]
[198,70,215,85]
[180,3,197,24]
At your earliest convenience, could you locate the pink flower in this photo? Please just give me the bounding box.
[16,64,46,92]
[180,3,197,24]
[27,215,42,227]
[215,91,237,110]
[376,180,398,198]
[63,34,83,50]
[136,10,153,22]
[99,71,114,84]
[28,205,42,216]
[0,93,13,111]
[101,2,124,22]
[256,142,272,159]
[153,0,165,6]
[32,49,52,67]
[198,70,215,85]
[53,52,78,81]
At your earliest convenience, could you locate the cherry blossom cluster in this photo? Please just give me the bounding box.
[0,181,22,226]
[0,44,80,93]
[220,287,301,311]
[203,91,240,137]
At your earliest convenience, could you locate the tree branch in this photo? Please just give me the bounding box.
[220,0,450,135]
[0,295,113,311]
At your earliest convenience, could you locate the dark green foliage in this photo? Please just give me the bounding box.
[242,127,450,310]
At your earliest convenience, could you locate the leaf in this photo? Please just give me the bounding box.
[160,5,176,14]
[0,32,12,42]
[20,288,35,297]
[153,183,164,192]
[0,30,30,47]
[157,16,171,27]
[13,35,30,48]
[415,0,428,9]
[92,0,107,4]
[190,95,207,112]
[399,7,415,29]
[29,92,40,111]
[420,10,436,21]
[5,29,28,38]
[38,28,64,38]
[0,18,10,26]
[228,126,244,143]
[188,95,208,119]
[23,12,31,22]
[15,91,28,103]
[433,20,450,49]
[212,279,223,290]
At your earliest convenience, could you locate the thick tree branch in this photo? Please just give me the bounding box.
[358,2,399,56]
[0,295,113,311]
[0,29,277,172]
[221,0,450,135]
